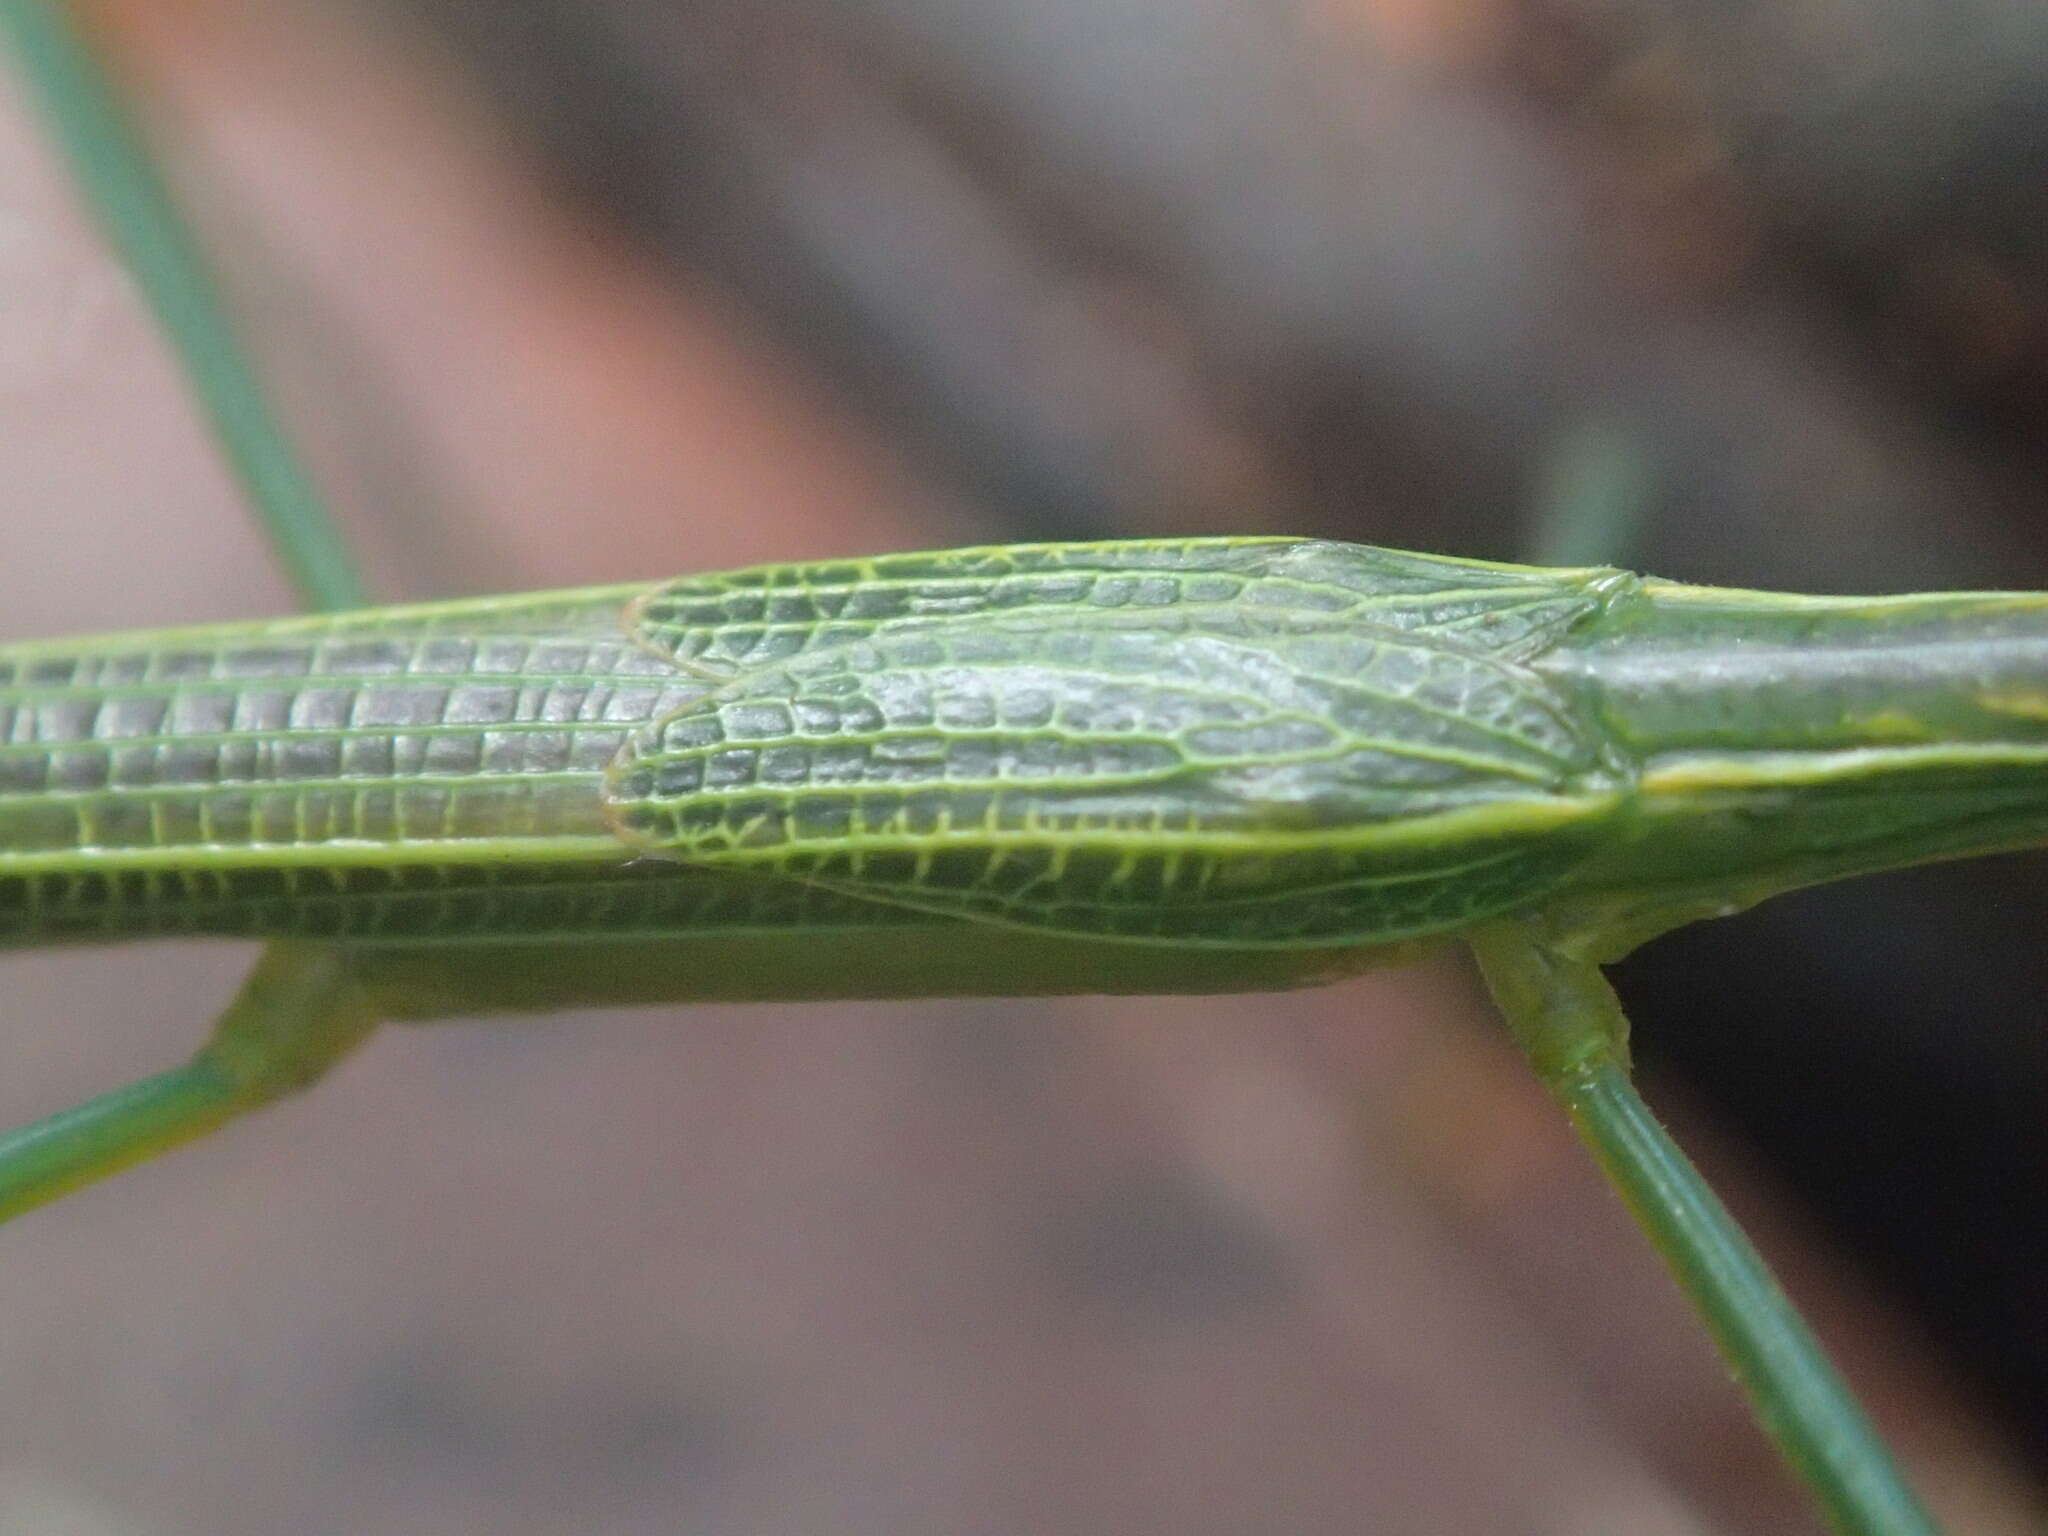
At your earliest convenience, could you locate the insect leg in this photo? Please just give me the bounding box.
[1469,922,1937,1536]
[0,943,378,1223]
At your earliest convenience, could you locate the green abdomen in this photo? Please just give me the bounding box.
[0,589,710,945]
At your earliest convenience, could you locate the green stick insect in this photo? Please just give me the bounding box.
[2,2,2018,1533]
[5,533,2029,1533]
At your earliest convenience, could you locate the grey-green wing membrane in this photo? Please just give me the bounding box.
[629,537,1618,671]
[608,541,1635,946]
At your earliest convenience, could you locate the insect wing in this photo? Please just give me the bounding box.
[605,613,1626,946]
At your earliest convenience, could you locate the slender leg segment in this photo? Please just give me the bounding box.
[0,945,377,1224]
[0,0,386,1224]
[1469,924,1938,1536]
[0,0,366,610]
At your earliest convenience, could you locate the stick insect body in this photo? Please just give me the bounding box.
[0,1,1983,1522]
[7,536,2032,1533]
[7,535,2045,1007]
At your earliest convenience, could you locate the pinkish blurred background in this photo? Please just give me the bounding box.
[0,2,2042,1531]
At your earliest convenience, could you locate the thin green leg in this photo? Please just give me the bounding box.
[0,2,382,1218]
[0,0,367,610]
[1469,923,1939,1536]
[0,945,378,1224]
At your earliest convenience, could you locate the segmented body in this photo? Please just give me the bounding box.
[0,540,1634,949]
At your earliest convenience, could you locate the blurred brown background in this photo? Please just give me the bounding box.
[0,0,2042,1530]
